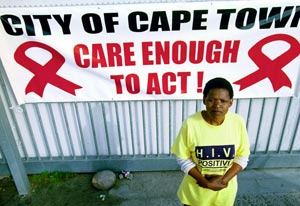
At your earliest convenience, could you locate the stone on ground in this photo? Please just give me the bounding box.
[92,170,116,190]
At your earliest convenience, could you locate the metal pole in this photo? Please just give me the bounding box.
[0,98,30,195]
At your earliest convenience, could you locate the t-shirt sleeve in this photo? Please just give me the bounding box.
[171,121,192,159]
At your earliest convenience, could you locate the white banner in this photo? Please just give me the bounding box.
[0,1,300,104]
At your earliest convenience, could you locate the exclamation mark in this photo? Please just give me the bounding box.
[197,72,203,93]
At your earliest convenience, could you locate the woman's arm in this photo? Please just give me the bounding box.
[221,162,242,185]
[177,157,228,191]
[188,167,227,191]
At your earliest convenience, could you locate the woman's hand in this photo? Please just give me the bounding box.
[203,175,228,191]
[188,167,228,191]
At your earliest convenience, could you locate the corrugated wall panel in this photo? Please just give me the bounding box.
[2,96,299,161]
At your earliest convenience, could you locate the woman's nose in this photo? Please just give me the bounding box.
[213,100,221,107]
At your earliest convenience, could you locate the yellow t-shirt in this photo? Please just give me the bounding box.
[171,111,250,206]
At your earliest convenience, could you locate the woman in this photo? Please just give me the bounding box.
[171,77,250,206]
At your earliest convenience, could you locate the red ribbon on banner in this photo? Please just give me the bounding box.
[234,34,300,92]
[14,41,82,97]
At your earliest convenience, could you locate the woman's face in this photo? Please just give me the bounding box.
[203,88,233,119]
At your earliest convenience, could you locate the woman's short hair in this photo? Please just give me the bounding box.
[203,77,234,99]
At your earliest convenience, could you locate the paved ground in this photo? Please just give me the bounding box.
[108,168,300,206]
[236,168,300,206]
[1,168,300,206]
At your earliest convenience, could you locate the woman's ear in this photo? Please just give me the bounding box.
[229,99,233,107]
[203,96,206,105]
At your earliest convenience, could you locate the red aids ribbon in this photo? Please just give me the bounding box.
[234,34,300,92]
[14,41,82,97]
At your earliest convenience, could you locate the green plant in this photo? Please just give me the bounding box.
[29,171,78,187]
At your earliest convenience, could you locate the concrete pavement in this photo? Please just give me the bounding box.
[107,168,300,206]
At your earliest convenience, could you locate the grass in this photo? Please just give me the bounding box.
[29,171,78,187]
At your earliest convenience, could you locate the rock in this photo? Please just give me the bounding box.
[92,170,116,190]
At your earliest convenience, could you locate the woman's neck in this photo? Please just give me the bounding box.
[201,111,225,126]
